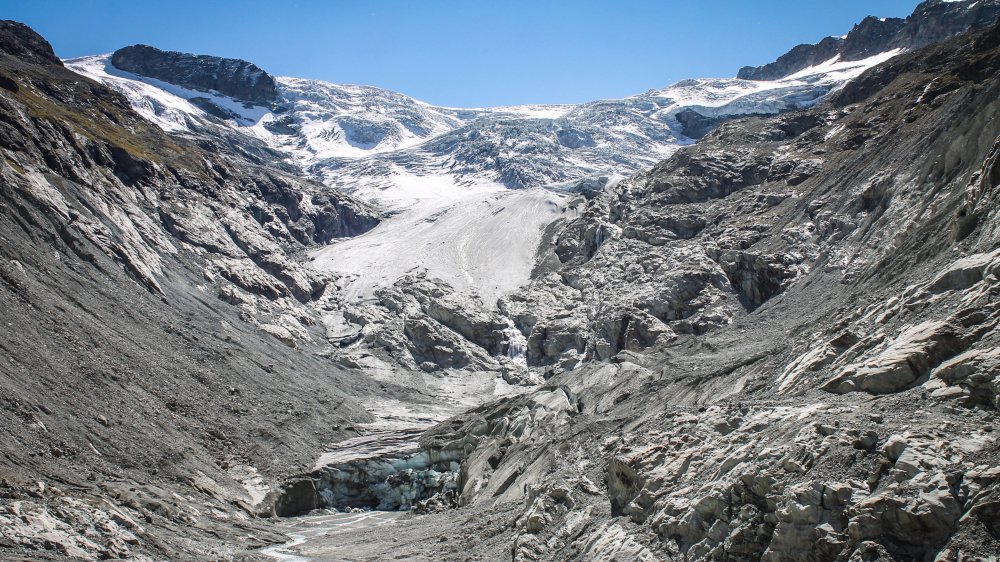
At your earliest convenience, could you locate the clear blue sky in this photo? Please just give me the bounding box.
[2,0,922,107]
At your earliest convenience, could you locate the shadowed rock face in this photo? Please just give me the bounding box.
[737,0,1000,80]
[0,20,62,66]
[111,44,279,105]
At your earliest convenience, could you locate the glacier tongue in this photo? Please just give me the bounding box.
[311,173,573,305]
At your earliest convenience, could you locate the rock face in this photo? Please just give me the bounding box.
[0,20,62,66]
[737,0,1000,80]
[111,44,279,105]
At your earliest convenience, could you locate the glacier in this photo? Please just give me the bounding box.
[64,48,905,308]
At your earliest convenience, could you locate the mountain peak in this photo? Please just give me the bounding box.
[110,44,278,105]
[0,19,62,67]
[737,0,1000,80]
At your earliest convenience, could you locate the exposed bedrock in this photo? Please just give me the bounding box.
[111,44,279,106]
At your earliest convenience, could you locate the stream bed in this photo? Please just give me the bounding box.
[261,510,405,561]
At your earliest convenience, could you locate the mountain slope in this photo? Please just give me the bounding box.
[60,1,1000,319]
[66,45,892,195]
[0,20,389,559]
[1,2,999,560]
[738,0,1000,80]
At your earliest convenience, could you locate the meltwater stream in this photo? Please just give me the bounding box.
[261,510,405,562]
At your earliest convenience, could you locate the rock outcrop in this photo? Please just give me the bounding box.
[111,44,279,105]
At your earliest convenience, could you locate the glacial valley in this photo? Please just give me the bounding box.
[2,1,1000,560]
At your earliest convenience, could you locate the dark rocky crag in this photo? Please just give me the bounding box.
[111,44,279,106]
[0,20,62,67]
[738,0,1000,80]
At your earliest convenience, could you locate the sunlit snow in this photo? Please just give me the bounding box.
[310,172,572,305]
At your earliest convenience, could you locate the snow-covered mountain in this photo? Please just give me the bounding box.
[66,48,898,197]
[58,0,1000,205]
[60,41,903,304]
[62,0,998,302]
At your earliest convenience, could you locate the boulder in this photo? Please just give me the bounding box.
[823,321,966,394]
[931,347,1000,408]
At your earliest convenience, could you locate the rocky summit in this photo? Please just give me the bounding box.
[1,1,1000,561]
[737,0,1000,80]
[110,44,279,106]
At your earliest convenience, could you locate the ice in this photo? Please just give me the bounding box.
[65,55,271,128]
[65,55,204,132]
[256,78,471,162]
[503,319,528,364]
[310,171,573,305]
[65,44,912,312]
[65,44,908,193]
[781,49,904,82]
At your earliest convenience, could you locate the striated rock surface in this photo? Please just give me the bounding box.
[281,18,1000,562]
[0,19,388,560]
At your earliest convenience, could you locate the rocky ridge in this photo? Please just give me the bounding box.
[738,0,1000,80]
